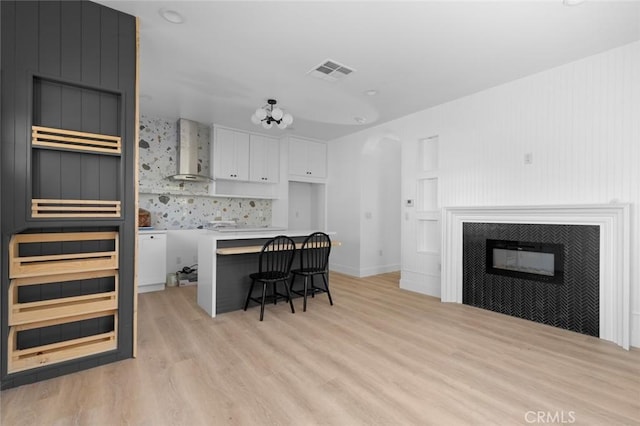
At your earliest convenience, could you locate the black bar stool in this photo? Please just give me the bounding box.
[243,235,296,321]
[290,232,334,312]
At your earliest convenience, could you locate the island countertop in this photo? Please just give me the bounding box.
[204,229,335,240]
[197,230,337,317]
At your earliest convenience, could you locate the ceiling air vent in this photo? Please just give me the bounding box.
[307,59,355,82]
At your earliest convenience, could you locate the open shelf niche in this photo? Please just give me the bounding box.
[30,77,123,220]
[416,136,440,254]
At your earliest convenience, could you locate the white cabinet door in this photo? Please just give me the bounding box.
[138,233,167,289]
[214,127,249,181]
[306,140,327,179]
[288,138,308,177]
[288,138,327,180]
[250,135,279,183]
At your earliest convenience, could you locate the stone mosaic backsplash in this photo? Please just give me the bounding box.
[139,114,272,229]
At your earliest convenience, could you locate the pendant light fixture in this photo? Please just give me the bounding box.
[251,99,293,130]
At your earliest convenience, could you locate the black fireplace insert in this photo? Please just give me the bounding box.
[486,239,564,284]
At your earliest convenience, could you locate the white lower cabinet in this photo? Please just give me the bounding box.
[138,231,167,293]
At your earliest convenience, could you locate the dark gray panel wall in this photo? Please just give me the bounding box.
[1,1,137,389]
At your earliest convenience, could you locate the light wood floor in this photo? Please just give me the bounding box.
[2,272,639,425]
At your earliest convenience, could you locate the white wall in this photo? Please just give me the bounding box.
[327,134,401,277]
[327,139,363,276]
[287,181,327,230]
[166,229,206,275]
[288,182,313,230]
[360,137,401,276]
[327,41,640,346]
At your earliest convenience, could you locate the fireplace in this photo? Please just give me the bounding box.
[441,204,630,349]
[463,223,599,337]
[486,239,564,285]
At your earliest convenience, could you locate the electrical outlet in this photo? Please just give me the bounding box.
[378,249,383,256]
[524,153,533,165]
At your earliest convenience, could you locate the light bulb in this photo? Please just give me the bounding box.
[262,121,273,129]
[255,108,267,120]
[251,114,261,125]
[271,107,283,121]
[277,121,287,129]
[282,113,293,125]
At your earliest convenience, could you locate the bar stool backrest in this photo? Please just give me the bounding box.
[258,235,296,277]
[299,232,331,272]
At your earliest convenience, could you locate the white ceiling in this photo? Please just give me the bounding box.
[97,0,640,141]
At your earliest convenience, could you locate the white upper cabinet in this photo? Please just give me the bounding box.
[213,127,250,181]
[288,138,327,181]
[249,135,280,183]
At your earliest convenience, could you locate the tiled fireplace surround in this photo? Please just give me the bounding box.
[441,204,631,349]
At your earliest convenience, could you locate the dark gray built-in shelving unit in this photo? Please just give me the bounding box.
[1,0,137,389]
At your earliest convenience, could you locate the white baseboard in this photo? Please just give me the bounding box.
[138,283,165,294]
[358,264,400,278]
[400,270,441,298]
[330,263,400,278]
[330,263,360,277]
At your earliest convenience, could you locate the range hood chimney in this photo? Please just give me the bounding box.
[170,118,212,182]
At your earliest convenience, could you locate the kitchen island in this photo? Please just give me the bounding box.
[197,229,337,317]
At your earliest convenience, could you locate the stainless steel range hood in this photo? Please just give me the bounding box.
[169,118,212,182]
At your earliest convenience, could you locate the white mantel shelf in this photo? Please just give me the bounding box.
[441,204,631,350]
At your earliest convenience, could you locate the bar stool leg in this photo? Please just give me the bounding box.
[303,275,310,312]
[244,279,256,311]
[283,279,295,314]
[322,273,334,305]
[260,282,267,321]
[311,275,316,298]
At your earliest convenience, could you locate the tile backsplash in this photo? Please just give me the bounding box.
[139,114,272,229]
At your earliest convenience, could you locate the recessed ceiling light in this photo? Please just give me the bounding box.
[159,9,184,24]
[364,89,378,96]
[354,117,367,124]
[562,0,585,6]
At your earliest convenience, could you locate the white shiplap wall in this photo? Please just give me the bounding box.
[420,41,640,346]
[327,41,639,346]
[438,44,639,209]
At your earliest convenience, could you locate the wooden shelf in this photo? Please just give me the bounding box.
[32,125,121,155]
[217,240,341,255]
[8,314,117,373]
[31,199,121,218]
[7,232,120,373]
[9,232,119,279]
[9,270,118,326]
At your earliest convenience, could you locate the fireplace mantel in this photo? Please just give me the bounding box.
[441,204,630,349]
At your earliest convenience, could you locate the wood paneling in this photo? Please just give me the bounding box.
[1,0,137,389]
